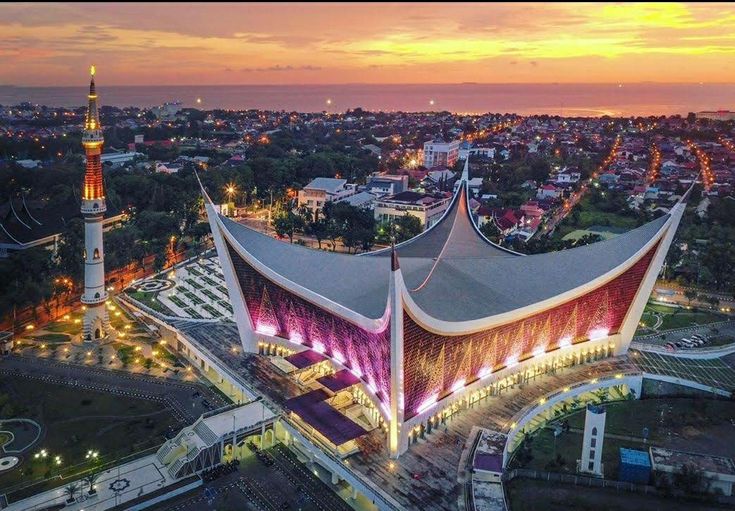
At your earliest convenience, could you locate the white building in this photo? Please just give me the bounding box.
[297,177,357,218]
[374,191,451,229]
[554,171,581,184]
[579,404,606,476]
[365,174,409,197]
[84,151,144,168]
[423,138,460,169]
[459,145,496,161]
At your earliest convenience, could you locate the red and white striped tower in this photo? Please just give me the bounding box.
[81,65,109,341]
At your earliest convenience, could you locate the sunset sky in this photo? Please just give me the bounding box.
[1,2,734,86]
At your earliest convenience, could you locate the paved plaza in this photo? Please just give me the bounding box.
[6,453,175,511]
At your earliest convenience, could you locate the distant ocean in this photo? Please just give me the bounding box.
[0,83,733,117]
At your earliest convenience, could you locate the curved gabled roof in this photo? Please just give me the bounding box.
[212,177,675,324]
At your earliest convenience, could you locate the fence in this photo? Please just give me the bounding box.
[503,468,735,506]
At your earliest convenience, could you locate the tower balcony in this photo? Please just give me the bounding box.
[81,199,107,215]
[81,291,108,305]
[82,130,104,145]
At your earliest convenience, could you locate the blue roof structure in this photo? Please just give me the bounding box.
[620,448,651,468]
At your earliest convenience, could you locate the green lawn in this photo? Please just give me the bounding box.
[659,311,725,330]
[45,322,80,334]
[31,333,70,344]
[509,398,735,478]
[636,302,726,334]
[0,376,180,497]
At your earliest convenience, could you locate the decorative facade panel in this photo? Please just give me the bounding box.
[226,241,392,403]
[402,243,659,419]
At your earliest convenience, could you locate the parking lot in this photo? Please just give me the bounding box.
[150,444,354,511]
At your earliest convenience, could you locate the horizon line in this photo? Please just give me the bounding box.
[2,81,735,88]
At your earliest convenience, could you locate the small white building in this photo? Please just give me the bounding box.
[365,174,409,197]
[297,177,357,218]
[374,191,451,229]
[15,159,41,169]
[554,171,581,184]
[423,138,460,169]
[579,404,606,477]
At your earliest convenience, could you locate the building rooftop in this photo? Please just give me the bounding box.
[620,447,651,468]
[304,177,348,193]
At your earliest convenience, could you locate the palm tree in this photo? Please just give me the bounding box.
[84,472,99,495]
[63,482,79,503]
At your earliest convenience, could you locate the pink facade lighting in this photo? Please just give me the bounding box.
[256,324,277,336]
[289,332,303,344]
[478,366,493,380]
[312,340,325,353]
[332,350,346,364]
[589,328,610,341]
[532,346,546,358]
[350,365,363,379]
[450,378,466,393]
[416,394,439,415]
[505,355,519,368]
[558,336,572,349]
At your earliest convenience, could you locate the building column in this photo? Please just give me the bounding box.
[389,251,407,458]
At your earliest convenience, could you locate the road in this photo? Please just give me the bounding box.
[652,281,735,311]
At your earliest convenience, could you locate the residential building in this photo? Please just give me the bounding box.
[297,177,357,218]
[373,191,451,228]
[365,175,409,197]
[423,138,460,169]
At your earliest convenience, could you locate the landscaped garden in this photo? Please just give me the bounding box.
[0,376,180,498]
[509,397,735,478]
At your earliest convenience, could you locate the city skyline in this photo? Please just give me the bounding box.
[1,2,735,87]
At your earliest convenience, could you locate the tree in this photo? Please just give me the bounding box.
[673,463,708,495]
[480,220,501,243]
[273,210,304,243]
[684,289,698,306]
[84,472,99,495]
[63,482,80,503]
[57,218,86,283]
[305,218,329,249]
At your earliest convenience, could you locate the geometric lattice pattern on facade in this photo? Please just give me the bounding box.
[402,242,659,419]
[226,241,392,404]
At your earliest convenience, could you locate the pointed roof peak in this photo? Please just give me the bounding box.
[391,239,400,271]
[460,156,470,181]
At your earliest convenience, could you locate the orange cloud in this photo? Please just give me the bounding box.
[0,2,732,85]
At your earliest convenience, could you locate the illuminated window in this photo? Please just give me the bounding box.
[93,248,100,260]
[83,249,87,260]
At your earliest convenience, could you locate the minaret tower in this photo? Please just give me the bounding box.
[81,65,109,341]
